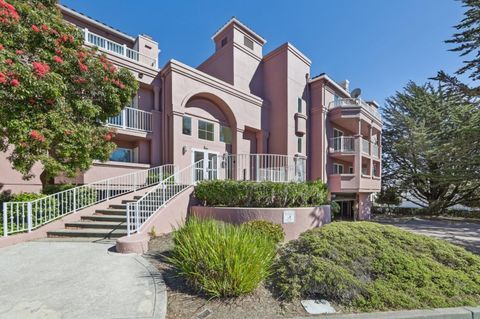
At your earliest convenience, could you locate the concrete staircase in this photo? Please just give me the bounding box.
[47,196,142,239]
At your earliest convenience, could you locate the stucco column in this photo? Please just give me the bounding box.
[354,119,362,188]
[369,125,373,176]
[255,131,264,153]
[153,86,160,111]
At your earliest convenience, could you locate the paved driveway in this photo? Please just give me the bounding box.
[375,217,480,254]
[0,240,166,319]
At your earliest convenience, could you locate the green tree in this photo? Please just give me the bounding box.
[436,0,480,102]
[376,186,401,213]
[0,0,138,187]
[382,82,480,213]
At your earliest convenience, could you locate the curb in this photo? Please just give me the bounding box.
[292,306,480,319]
[134,255,167,319]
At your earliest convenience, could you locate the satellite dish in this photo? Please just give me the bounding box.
[351,88,362,98]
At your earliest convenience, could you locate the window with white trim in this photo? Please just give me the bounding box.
[110,148,134,163]
[297,97,303,113]
[198,120,214,141]
[182,116,192,135]
[297,137,303,153]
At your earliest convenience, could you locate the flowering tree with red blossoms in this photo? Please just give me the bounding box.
[0,0,138,188]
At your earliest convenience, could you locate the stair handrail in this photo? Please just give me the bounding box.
[127,160,205,236]
[2,164,176,237]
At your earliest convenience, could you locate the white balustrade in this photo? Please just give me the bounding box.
[83,28,157,68]
[330,136,355,153]
[329,98,382,120]
[2,164,175,236]
[362,138,370,155]
[106,107,152,132]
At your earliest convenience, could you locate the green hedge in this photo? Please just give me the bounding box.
[373,206,480,219]
[194,180,328,208]
[243,220,285,244]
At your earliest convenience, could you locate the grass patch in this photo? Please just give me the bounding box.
[168,218,277,298]
[272,222,480,311]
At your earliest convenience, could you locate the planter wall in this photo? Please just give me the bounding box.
[191,205,331,241]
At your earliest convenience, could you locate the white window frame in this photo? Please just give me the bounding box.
[198,119,214,141]
[333,163,344,175]
[182,116,192,136]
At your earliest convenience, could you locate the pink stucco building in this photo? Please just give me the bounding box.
[0,5,381,219]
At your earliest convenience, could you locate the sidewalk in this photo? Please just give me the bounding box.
[0,240,166,319]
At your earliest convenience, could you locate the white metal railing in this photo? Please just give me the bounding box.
[329,98,381,120]
[126,154,307,235]
[106,107,152,132]
[372,144,380,158]
[127,160,205,235]
[2,164,175,236]
[362,138,370,155]
[224,154,306,182]
[82,28,158,68]
[330,136,355,153]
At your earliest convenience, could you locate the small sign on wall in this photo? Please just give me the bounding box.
[283,210,295,224]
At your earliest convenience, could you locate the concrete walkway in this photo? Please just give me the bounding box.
[0,240,166,319]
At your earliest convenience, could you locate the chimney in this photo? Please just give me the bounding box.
[340,79,350,92]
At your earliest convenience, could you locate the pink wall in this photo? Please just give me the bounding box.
[191,205,331,241]
[0,147,43,194]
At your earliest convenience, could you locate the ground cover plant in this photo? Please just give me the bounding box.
[272,222,480,311]
[168,218,277,298]
[194,180,328,208]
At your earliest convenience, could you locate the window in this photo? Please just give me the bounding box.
[182,116,191,135]
[220,125,232,144]
[349,166,354,174]
[297,137,303,153]
[334,94,341,106]
[221,37,228,47]
[297,97,303,113]
[110,148,134,163]
[244,36,254,50]
[198,120,214,141]
[333,163,344,174]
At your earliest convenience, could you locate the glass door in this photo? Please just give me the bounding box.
[192,150,218,183]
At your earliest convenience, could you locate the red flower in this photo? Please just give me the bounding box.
[0,44,3,51]
[46,99,54,105]
[5,58,12,65]
[41,24,48,31]
[104,132,113,141]
[32,62,50,77]
[0,0,20,25]
[0,72,6,84]
[15,49,23,55]
[78,62,88,72]
[77,51,86,60]
[29,130,45,142]
[55,49,62,56]
[53,55,63,64]
[31,25,40,33]
[29,98,36,105]
[103,76,109,82]
[10,79,19,87]
[109,65,116,73]
[74,77,87,84]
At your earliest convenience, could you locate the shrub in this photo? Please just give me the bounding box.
[272,222,480,311]
[194,180,328,208]
[42,183,75,195]
[329,201,340,217]
[168,218,277,297]
[243,220,285,244]
[373,206,480,219]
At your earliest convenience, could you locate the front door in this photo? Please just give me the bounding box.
[192,150,219,183]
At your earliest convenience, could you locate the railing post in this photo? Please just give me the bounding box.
[126,204,131,236]
[122,108,127,129]
[84,28,88,42]
[134,203,140,233]
[3,202,8,237]
[134,173,137,191]
[123,44,127,58]
[106,180,110,201]
[27,202,32,233]
[73,188,77,213]
[255,154,259,182]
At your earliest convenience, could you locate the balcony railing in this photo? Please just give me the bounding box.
[362,138,370,154]
[82,28,158,68]
[106,107,152,132]
[330,136,355,153]
[329,98,381,120]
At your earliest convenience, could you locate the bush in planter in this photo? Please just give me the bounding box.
[168,218,277,297]
[271,222,480,311]
[243,220,285,244]
[194,180,328,208]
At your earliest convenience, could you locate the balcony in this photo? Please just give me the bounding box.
[329,98,381,121]
[106,107,152,133]
[330,136,355,153]
[328,173,381,193]
[82,28,158,68]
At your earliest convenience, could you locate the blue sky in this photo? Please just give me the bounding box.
[61,0,465,107]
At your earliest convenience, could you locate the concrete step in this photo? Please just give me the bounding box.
[82,215,126,222]
[109,204,127,209]
[94,209,127,216]
[47,228,128,238]
[65,221,127,230]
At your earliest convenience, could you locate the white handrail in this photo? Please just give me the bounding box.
[106,107,153,132]
[127,160,204,235]
[2,164,176,236]
[330,136,355,153]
